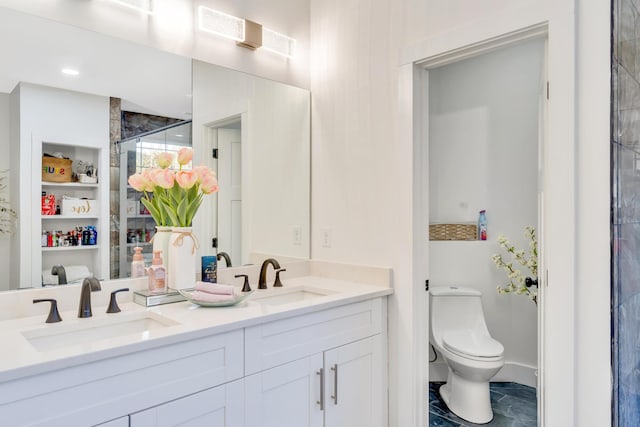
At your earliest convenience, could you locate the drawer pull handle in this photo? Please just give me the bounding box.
[331,364,338,404]
[317,368,325,410]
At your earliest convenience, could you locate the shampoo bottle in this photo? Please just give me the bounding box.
[478,210,487,241]
[148,251,167,294]
[131,246,145,278]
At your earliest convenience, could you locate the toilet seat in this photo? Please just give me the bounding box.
[443,330,504,360]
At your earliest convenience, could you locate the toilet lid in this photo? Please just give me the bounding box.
[443,330,504,358]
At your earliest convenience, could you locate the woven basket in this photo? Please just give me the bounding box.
[42,156,73,183]
[429,223,477,241]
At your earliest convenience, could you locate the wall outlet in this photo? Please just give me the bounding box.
[321,228,332,248]
[292,226,302,245]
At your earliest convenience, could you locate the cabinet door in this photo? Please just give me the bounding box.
[245,353,324,427]
[130,379,244,427]
[324,335,385,427]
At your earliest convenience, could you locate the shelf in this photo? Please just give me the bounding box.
[42,215,99,220]
[126,242,152,247]
[127,214,153,219]
[42,245,100,252]
[42,182,99,189]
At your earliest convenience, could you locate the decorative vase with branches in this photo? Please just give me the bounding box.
[491,225,538,304]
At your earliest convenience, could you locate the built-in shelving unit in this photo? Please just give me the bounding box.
[38,141,109,285]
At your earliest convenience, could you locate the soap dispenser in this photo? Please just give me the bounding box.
[148,251,167,294]
[131,246,145,278]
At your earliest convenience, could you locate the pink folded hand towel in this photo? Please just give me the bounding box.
[195,281,235,295]
[191,291,235,303]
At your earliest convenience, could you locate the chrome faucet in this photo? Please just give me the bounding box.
[51,265,67,285]
[78,277,101,318]
[258,258,281,289]
[217,251,232,267]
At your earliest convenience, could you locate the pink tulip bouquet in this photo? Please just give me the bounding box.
[128,148,219,227]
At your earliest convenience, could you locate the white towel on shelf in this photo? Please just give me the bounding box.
[42,265,92,285]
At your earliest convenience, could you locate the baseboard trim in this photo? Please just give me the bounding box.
[429,361,537,388]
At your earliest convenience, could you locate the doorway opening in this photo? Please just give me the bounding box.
[204,115,243,268]
[418,36,546,426]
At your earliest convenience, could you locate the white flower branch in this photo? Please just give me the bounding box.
[492,225,538,304]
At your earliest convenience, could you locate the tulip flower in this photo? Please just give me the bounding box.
[129,149,218,227]
[175,170,198,189]
[155,152,174,169]
[177,148,193,167]
[149,168,175,189]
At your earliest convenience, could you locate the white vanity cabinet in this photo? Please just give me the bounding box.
[0,296,388,427]
[244,298,387,427]
[245,336,384,427]
[130,379,245,427]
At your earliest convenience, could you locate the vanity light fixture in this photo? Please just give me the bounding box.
[197,6,245,42]
[61,68,80,76]
[197,6,295,57]
[262,27,296,58]
[107,0,153,14]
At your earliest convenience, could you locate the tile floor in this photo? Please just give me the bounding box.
[429,382,537,426]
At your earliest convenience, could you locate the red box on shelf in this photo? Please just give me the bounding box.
[41,194,56,215]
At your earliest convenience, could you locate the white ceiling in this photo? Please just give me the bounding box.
[0,7,192,120]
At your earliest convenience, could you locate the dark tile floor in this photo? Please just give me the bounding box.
[429,382,537,427]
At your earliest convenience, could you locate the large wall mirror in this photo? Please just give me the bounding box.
[0,6,310,290]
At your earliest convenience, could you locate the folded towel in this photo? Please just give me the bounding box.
[191,291,235,303]
[195,281,234,295]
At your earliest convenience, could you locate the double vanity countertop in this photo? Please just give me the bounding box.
[0,264,393,384]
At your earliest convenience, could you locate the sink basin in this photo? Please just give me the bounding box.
[21,312,178,352]
[251,287,334,306]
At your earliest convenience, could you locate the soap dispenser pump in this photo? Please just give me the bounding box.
[131,247,145,278]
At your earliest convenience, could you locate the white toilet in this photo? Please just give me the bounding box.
[430,286,505,424]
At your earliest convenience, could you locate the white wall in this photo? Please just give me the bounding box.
[428,39,543,385]
[311,0,610,426]
[0,93,10,290]
[0,0,309,90]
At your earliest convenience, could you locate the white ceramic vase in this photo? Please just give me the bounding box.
[152,226,172,272]
[167,226,197,290]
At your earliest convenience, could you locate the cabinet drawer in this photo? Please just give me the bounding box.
[245,298,383,374]
[0,329,244,427]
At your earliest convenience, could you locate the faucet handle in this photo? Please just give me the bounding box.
[106,288,130,313]
[33,299,63,323]
[274,269,287,287]
[235,274,252,292]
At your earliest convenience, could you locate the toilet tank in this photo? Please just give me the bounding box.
[429,286,490,347]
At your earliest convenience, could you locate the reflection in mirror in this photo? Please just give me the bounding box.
[193,60,311,268]
[117,121,192,278]
[0,6,311,290]
[0,6,191,289]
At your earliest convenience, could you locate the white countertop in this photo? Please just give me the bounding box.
[0,276,392,383]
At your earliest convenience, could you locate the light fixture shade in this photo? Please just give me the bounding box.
[198,6,245,42]
[108,0,153,14]
[262,27,296,58]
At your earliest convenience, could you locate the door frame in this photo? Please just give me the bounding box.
[407,23,555,426]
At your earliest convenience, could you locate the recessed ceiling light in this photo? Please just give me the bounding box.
[61,68,79,76]
[175,134,184,138]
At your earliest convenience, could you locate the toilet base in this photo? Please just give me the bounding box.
[439,370,493,424]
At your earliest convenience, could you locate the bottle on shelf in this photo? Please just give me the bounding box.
[478,210,487,241]
[131,246,146,278]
